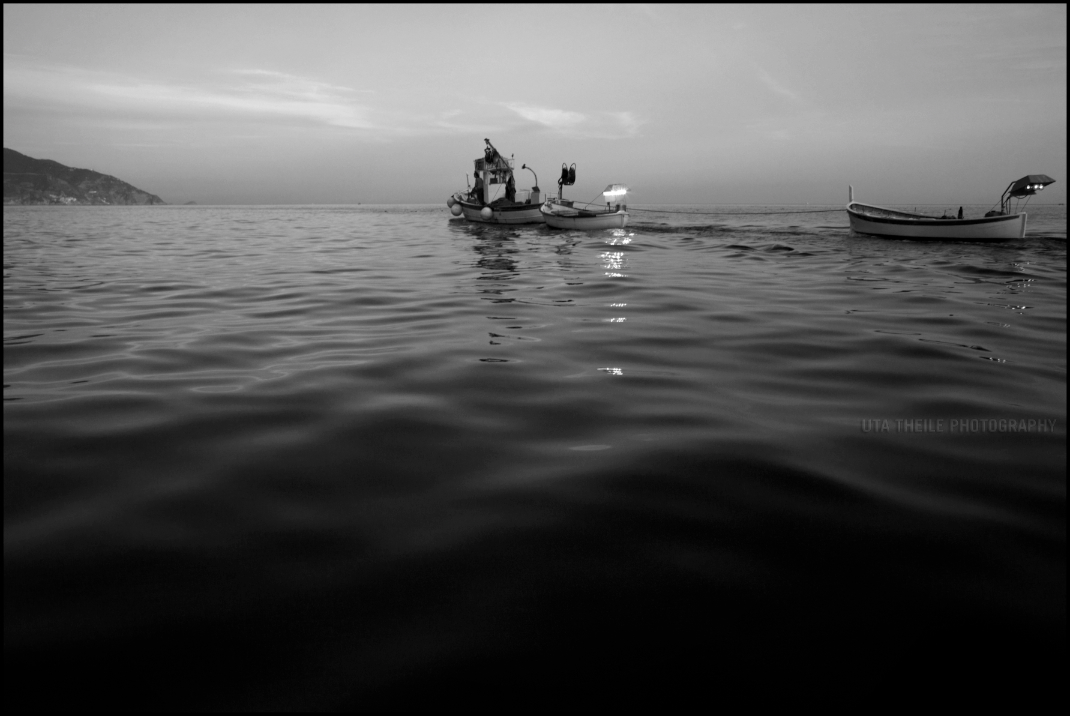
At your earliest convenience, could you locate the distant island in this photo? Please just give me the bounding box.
[3,148,165,205]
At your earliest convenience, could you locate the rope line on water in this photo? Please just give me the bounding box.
[628,207,844,216]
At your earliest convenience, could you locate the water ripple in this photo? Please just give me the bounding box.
[4,204,1065,708]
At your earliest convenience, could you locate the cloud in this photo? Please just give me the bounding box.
[3,56,644,145]
[5,56,506,142]
[427,109,504,135]
[756,67,800,102]
[3,58,378,130]
[503,103,643,139]
[506,103,586,130]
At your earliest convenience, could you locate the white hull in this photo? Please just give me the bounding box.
[540,203,629,230]
[458,200,545,225]
[847,202,1026,240]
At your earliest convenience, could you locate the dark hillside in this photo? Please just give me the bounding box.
[4,148,165,205]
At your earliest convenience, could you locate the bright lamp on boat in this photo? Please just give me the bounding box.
[603,184,628,198]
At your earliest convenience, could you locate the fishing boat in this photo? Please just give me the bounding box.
[846,175,1055,241]
[446,139,545,224]
[541,163,629,230]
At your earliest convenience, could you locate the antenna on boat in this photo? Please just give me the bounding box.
[849,185,854,203]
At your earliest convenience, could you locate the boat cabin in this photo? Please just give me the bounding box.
[473,155,512,205]
[472,156,542,206]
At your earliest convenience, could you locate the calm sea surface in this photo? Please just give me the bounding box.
[5,204,1066,708]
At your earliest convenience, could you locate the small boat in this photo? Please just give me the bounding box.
[541,164,629,230]
[541,198,629,230]
[446,139,545,225]
[846,175,1055,241]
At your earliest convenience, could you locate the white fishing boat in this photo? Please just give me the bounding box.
[541,164,629,230]
[446,139,545,224]
[846,175,1055,241]
[541,198,629,230]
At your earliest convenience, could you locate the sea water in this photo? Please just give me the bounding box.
[4,204,1066,707]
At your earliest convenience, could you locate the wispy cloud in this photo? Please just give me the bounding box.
[503,103,643,139]
[3,56,646,145]
[3,56,502,140]
[427,109,504,135]
[756,67,800,102]
[506,103,585,130]
[3,58,378,130]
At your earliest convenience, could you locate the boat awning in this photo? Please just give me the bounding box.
[602,184,628,197]
[1008,174,1056,197]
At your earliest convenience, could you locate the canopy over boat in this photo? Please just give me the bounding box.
[1001,174,1056,213]
[1006,175,1056,197]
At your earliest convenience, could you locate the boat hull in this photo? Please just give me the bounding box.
[540,204,629,230]
[457,199,545,225]
[847,203,1026,240]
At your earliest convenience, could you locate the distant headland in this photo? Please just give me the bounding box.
[3,148,165,205]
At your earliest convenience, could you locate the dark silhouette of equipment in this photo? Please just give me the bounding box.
[558,163,576,186]
[557,163,577,199]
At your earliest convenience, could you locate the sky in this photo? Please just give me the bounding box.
[3,4,1066,206]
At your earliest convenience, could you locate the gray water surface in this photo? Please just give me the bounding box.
[5,204,1065,708]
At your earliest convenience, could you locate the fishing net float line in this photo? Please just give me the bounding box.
[628,208,843,215]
